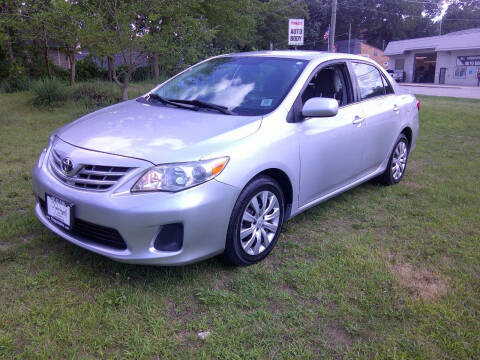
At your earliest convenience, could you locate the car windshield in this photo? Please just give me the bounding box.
[153,56,307,116]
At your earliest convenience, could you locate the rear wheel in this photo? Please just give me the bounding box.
[378,134,409,185]
[222,176,285,266]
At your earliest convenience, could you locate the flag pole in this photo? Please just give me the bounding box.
[329,0,337,52]
[327,24,330,52]
[348,23,351,53]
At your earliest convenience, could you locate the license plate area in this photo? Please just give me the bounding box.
[45,194,74,230]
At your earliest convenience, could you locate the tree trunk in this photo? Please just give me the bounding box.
[69,54,76,86]
[43,36,52,78]
[121,84,129,101]
[152,53,160,79]
[6,29,15,64]
[107,57,114,82]
[113,68,131,101]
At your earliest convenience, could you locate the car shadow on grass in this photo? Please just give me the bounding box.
[51,235,235,288]
[42,178,388,289]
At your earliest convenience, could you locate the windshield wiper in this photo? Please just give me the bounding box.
[147,93,196,111]
[168,99,234,115]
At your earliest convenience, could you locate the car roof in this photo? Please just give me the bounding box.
[225,50,374,63]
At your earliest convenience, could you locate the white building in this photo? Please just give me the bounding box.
[384,28,480,86]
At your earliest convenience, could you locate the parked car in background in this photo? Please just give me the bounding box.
[33,51,419,266]
[387,69,405,82]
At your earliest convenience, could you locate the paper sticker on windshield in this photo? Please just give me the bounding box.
[260,98,273,107]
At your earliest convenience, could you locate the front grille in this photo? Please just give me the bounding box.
[72,218,127,250]
[49,149,133,191]
[39,198,127,250]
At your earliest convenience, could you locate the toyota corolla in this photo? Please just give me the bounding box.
[33,51,419,266]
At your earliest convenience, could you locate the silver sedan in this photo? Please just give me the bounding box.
[33,51,419,266]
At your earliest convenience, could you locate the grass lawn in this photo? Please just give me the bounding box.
[0,88,479,359]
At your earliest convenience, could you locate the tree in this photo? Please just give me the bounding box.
[256,0,309,50]
[83,0,213,100]
[0,0,22,66]
[441,0,480,34]
[44,0,83,86]
[199,0,259,52]
[22,0,56,78]
[303,0,443,51]
[138,0,214,80]
[82,0,155,100]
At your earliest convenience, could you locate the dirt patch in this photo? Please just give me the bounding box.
[389,262,448,301]
[402,181,423,191]
[175,329,189,343]
[0,236,32,251]
[326,321,352,347]
[213,272,231,290]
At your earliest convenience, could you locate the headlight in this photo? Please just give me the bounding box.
[48,134,56,148]
[37,134,56,168]
[131,157,229,192]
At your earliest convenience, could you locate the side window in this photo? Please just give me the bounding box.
[381,75,394,95]
[352,62,386,100]
[301,64,351,107]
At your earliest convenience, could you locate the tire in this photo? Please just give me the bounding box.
[378,133,409,185]
[222,175,285,266]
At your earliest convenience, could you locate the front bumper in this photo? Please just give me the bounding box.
[33,149,240,265]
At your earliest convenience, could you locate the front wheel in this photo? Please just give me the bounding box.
[222,176,285,266]
[378,134,409,185]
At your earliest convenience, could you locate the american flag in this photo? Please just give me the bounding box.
[323,25,330,40]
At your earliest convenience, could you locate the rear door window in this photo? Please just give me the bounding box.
[352,62,386,100]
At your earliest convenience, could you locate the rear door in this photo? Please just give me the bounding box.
[351,62,400,173]
[297,61,367,206]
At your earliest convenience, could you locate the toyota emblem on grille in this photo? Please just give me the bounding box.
[61,158,74,175]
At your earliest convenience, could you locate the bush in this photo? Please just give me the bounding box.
[72,81,121,108]
[30,78,68,107]
[0,63,30,93]
[52,65,70,82]
[76,59,107,81]
[131,66,152,82]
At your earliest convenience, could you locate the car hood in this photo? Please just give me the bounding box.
[57,99,262,164]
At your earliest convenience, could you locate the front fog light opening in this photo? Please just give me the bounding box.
[152,223,183,252]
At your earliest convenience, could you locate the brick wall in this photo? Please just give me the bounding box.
[360,43,389,69]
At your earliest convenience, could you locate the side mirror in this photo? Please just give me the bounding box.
[302,97,339,118]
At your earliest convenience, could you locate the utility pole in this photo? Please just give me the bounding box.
[348,23,351,54]
[329,0,337,52]
[439,18,442,35]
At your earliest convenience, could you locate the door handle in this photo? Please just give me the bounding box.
[393,104,400,112]
[352,115,365,126]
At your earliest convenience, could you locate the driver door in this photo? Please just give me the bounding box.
[298,62,366,206]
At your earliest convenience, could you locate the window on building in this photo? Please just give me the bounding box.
[395,59,404,70]
[454,66,467,78]
[352,62,386,100]
[374,50,378,56]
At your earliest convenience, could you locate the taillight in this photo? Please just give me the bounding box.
[416,100,420,111]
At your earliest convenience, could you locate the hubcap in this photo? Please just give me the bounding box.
[392,141,408,181]
[240,190,280,256]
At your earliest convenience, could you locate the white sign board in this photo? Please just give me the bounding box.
[288,19,304,46]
